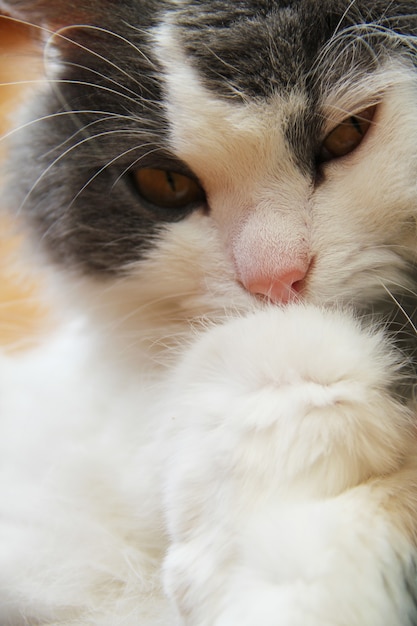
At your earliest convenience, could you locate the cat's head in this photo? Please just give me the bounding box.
[1,1,417,352]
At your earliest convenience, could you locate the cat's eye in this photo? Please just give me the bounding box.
[133,168,205,210]
[319,105,376,162]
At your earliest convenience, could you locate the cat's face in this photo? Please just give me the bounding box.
[1,1,417,343]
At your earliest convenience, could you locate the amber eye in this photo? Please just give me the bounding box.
[319,105,376,162]
[133,168,205,210]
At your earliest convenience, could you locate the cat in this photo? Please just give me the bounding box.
[0,0,417,624]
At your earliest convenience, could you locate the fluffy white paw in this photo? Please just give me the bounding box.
[164,483,417,626]
[209,488,417,626]
[166,304,411,496]
[161,305,415,625]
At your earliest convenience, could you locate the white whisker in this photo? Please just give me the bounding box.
[65,144,163,210]
[17,128,161,217]
[379,281,417,336]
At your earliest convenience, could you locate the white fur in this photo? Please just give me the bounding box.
[1,10,417,626]
[0,305,416,625]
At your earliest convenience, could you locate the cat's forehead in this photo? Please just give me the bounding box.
[161,0,417,100]
[152,3,407,179]
[167,0,325,98]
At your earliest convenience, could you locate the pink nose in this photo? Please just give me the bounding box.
[244,267,307,303]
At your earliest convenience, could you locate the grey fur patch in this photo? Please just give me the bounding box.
[172,1,417,98]
[4,3,194,274]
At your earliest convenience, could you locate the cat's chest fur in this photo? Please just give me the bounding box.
[1,1,417,625]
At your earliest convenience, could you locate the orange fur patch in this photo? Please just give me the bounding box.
[0,15,49,349]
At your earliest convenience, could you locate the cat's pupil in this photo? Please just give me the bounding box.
[165,171,176,192]
[350,116,365,136]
